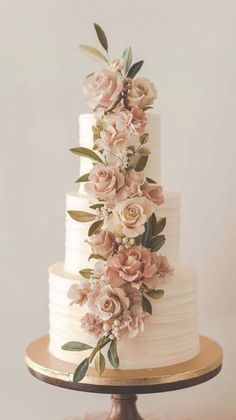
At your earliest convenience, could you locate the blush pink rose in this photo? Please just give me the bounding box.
[84,165,126,205]
[142,182,164,205]
[106,245,159,289]
[126,77,157,109]
[81,313,103,338]
[88,230,115,259]
[84,70,123,109]
[67,281,91,306]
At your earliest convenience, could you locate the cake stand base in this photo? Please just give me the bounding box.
[25,335,222,420]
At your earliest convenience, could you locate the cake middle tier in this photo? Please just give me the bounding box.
[64,191,181,275]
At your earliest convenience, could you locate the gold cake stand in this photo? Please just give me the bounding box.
[25,335,222,420]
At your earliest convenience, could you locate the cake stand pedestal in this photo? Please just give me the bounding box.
[25,335,222,420]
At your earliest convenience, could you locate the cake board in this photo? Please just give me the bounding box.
[25,335,222,420]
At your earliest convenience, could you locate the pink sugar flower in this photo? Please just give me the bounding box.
[81,313,103,338]
[68,281,91,306]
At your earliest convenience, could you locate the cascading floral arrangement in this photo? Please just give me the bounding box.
[62,23,174,382]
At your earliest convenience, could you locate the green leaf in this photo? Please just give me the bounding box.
[146,289,164,300]
[94,351,106,376]
[73,357,90,382]
[132,154,149,171]
[76,173,90,183]
[79,45,108,64]
[127,60,144,78]
[96,117,106,131]
[142,296,152,314]
[141,222,151,247]
[61,342,93,351]
[140,133,149,145]
[94,23,108,52]
[89,203,105,210]
[146,177,156,184]
[154,218,166,236]
[149,212,157,236]
[149,234,166,252]
[86,72,95,78]
[122,46,132,74]
[108,340,119,369]
[68,210,96,223]
[88,253,106,261]
[70,147,104,164]
[79,268,94,280]
[88,219,104,236]
[139,146,150,156]
[90,336,111,362]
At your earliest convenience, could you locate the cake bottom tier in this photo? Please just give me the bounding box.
[48,262,200,370]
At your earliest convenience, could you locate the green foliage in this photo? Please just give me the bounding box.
[142,296,152,314]
[61,342,93,351]
[88,219,104,236]
[122,46,132,74]
[79,268,94,280]
[94,23,108,52]
[79,45,108,64]
[73,357,90,382]
[108,340,119,368]
[70,147,104,164]
[68,210,96,223]
[127,60,144,78]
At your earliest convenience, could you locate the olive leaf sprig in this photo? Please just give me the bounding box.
[80,23,144,81]
[62,335,119,382]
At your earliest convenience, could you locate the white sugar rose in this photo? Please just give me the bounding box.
[127,77,157,109]
[83,70,123,110]
[88,284,130,321]
[107,197,154,238]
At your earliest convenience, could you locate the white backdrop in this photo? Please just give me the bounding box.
[0,0,236,419]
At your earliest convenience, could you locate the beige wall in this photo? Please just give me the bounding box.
[0,0,235,419]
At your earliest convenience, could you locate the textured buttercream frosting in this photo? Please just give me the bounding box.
[48,111,200,370]
[49,262,199,369]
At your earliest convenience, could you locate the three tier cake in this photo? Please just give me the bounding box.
[48,24,199,381]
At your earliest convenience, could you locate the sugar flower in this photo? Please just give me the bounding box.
[84,164,126,205]
[84,70,123,110]
[142,182,164,205]
[120,305,146,338]
[88,284,130,321]
[68,281,91,306]
[106,197,154,238]
[126,77,157,109]
[106,244,160,289]
[88,230,115,259]
[81,313,103,338]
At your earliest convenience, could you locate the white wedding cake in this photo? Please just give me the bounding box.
[48,24,199,380]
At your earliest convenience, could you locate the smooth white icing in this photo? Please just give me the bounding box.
[64,190,181,275]
[49,262,199,369]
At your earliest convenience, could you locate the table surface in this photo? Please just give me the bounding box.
[25,335,223,394]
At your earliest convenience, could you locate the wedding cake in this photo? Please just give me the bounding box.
[48,24,199,381]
